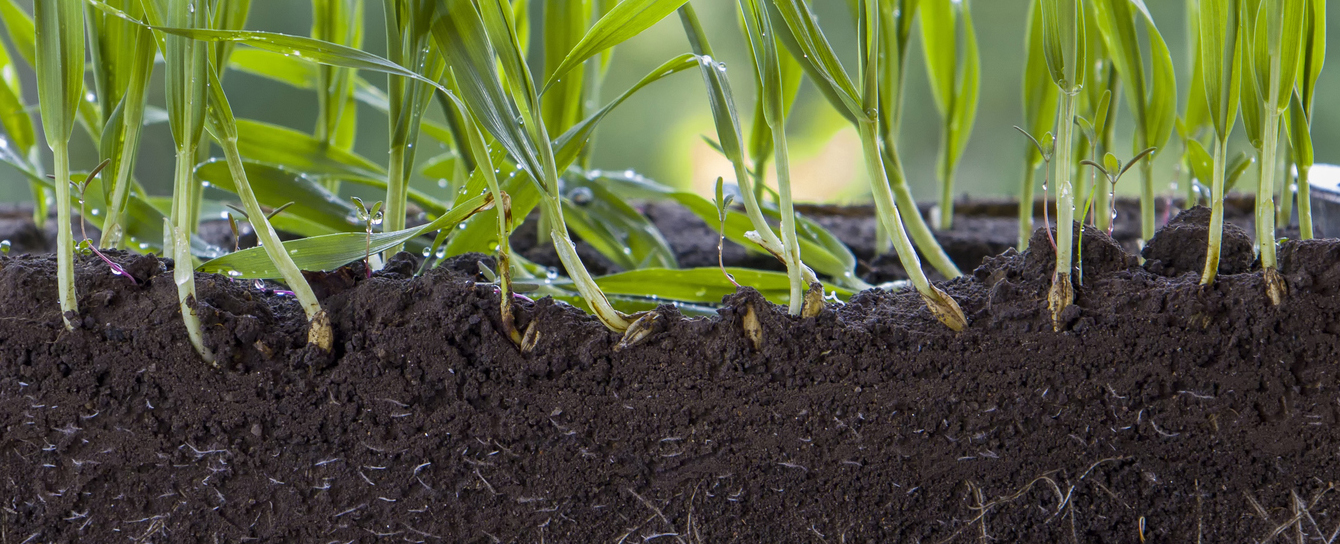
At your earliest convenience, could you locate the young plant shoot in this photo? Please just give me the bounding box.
[769,0,966,330]
[919,0,980,232]
[142,0,216,363]
[310,0,363,195]
[382,0,442,257]
[88,0,156,249]
[1242,0,1306,305]
[34,0,85,330]
[1198,0,1244,286]
[1019,0,1060,250]
[432,0,687,333]
[1040,0,1086,331]
[1089,0,1176,244]
[1288,0,1325,239]
[203,65,334,351]
[726,0,820,316]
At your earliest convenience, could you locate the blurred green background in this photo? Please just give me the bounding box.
[1,0,1336,207]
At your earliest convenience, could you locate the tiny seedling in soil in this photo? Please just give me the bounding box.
[350,197,384,279]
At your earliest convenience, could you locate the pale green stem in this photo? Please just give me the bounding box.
[172,145,215,364]
[384,146,408,257]
[772,109,805,316]
[53,144,77,330]
[1019,159,1038,250]
[219,136,322,321]
[861,119,931,295]
[1201,137,1229,284]
[937,118,955,231]
[1277,148,1292,230]
[1298,164,1313,239]
[1139,158,1155,243]
[881,148,963,278]
[1257,107,1281,270]
[1054,91,1079,280]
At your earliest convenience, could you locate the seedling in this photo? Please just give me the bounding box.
[1288,0,1326,239]
[1018,0,1060,250]
[1016,127,1058,253]
[65,159,135,285]
[1197,0,1244,288]
[1077,147,1155,285]
[767,0,966,330]
[351,197,384,278]
[1089,0,1177,243]
[224,202,295,253]
[919,0,981,232]
[1239,0,1306,305]
[34,0,84,330]
[1040,0,1087,331]
[712,177,740,288]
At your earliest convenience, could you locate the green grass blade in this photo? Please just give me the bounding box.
[229,47,319,87]
[579,268,855,307]
[919,0,957,115]
[541,0,688,92]
[766,0,862,121]
[541,0,591,135]
[0,0,35,66]
[233,118,385,180]
[0,36,34,158]
[432,0,544,183]
[199,193,493,279]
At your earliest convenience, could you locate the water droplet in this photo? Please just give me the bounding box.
[694,289,707,298]
[138,243,150,250]
[289,248,299,255]
[545,268,558,280]
[568,186,594,205]
[254,279,266,290]
[0,240,9,254]
[437,179,448,188]
[226,270,242,278]
[423,247,433,257]
[89,208,100,216]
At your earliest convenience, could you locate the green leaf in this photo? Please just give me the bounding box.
[541,0,591,135]
[1223,151,1254,193]
[432,0,544,184]
[1288,91,1313,168]
[767,0,864,121]
[1023,0,1060,167]
[0,37,33,156]
[582,267,854,307]
[1239,4,1264,150]
[229,47,319,88]
[919,0,957,115]
[199,193,493,279]
[950,2,982,168]
[233,118,385,180]
[542,0,689,92]
[1297,0,1325,110]
[34,0,84,146]
[0,0,35,67]
[597,171,860,286]
[195,159,360,236]
[1199,0,1242,141]
[1185,139,1215,190]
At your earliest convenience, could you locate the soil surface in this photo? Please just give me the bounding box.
[4,207,1340,542]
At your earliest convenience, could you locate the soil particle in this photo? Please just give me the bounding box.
[4,211,1340,543]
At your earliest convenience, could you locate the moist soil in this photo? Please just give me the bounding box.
[4,205,1340,542]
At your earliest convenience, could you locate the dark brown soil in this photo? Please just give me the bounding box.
[4,206,1340,542]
